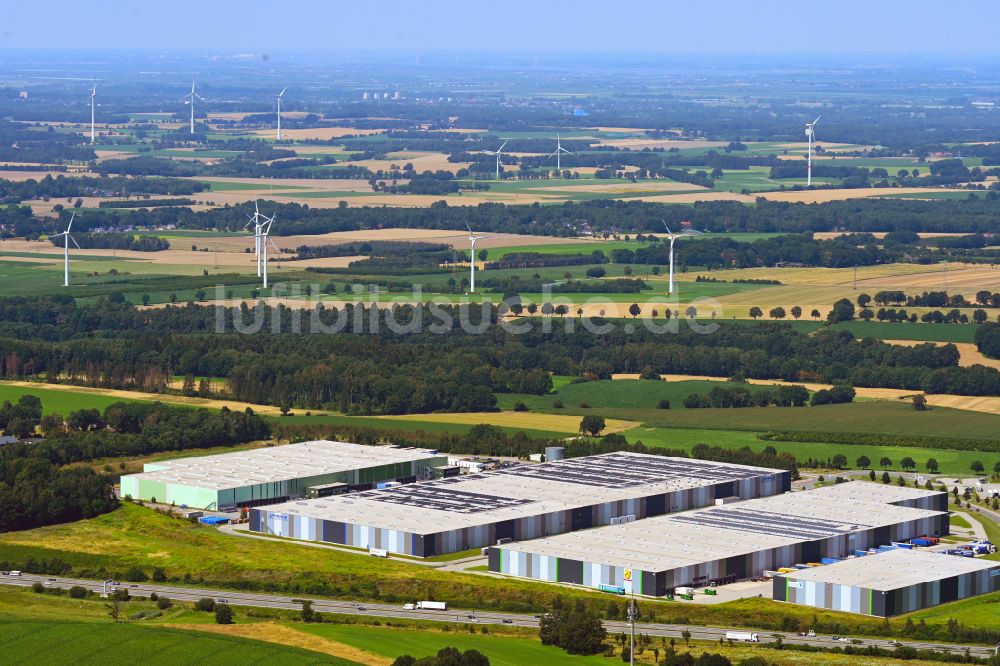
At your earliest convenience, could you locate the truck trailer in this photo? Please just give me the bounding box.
[416,601,447,610]
[725,631,759,642]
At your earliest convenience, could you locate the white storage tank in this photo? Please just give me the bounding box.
[545,446,565,462]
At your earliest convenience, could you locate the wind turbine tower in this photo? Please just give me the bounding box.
[260,213,278,289]
[244,200,265,276]
[182,82,205,134]
[275,87,287,140]
[466,223,487,293]
[488,140,509,181]
[51,213,80,287]
[662,221,701,295]
[550,134,573,172]
[805,116,821,187]
[90,84,97,144]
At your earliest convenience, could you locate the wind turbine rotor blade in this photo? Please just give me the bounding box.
[813,115,821,125]
[464,221,472,233]
[269,237,280,253]
[70,236,81,250]
[67,212,75,232]
[498,140,508,152]
[278,87,287,97]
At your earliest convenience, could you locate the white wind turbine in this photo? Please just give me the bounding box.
[244,200,265,276]
[182,82,205,134]
[487,140,509,181]
[550,134,573,172]
[465,222,488,294]
[805,116,821,187]
[275,87,287,140]
[51,213,80,287]
[259,213,279,289]
[662,221,701,295]
[89,83,97,144]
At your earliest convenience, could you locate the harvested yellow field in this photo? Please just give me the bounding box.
[686,263,952,286]
[853,265,1000,291]
[923,395,1000,415]
[168,623,390,666]
[374,411,639,434]
[250,127,382,140]
[812,231,969,240]
[883,341,1000,371]
[757,187,967,204]
[0,168,95,181]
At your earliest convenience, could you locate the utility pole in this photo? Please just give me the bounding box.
[627,593,637,666]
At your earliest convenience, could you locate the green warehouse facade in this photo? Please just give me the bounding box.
[119,440,447,510]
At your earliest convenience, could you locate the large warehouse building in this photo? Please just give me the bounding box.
[119,441,447,510]
[250,453,789,557]
[487,483,949,596]
[775,549,1000,616]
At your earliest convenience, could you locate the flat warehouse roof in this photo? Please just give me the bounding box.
[257,453,785,533]
[781,548,1000,590]
[495,483,946,572]
[123,441,442,490]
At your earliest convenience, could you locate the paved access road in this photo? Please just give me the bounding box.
[1,573,995,658]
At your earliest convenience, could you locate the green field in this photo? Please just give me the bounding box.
[630,425,996,475]
[640,400,1000,441]
[0,383,139,415]
[3,620,354,665]
[495,379,785,412]
[828,320,979,343]
[300,624,604,666]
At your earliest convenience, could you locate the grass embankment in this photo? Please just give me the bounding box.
[0,585,980,666]
[2,504,999,640]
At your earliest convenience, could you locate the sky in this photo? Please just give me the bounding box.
[2,0,1000,55]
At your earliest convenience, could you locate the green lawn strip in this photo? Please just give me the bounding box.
[637,401,1000,441]
[0,382,142,415]
[1,620,356,665]
[950,515,972,529]
[625,426,996,476]
[297,623,606,666]
[198,180,309,192]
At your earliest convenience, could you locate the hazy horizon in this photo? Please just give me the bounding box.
[3,0,1000,55]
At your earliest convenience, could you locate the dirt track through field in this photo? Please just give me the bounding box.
[168,623,390,665]
[757,187,968,204]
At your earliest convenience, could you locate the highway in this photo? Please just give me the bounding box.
[1,573,996,658]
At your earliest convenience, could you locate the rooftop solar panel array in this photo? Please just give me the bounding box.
[354,484,534,514]
[667,507,871,540]
[494,452,769,488]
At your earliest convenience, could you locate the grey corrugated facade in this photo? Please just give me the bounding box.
[490,511,947,596]
[250,469,790,557]
[775,563,1000,616]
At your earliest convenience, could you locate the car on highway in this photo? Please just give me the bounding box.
[357,606,367,611]
[217,598,229,603]
[502,619,513,624]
